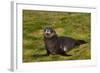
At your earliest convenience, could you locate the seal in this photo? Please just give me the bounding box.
[44,27,87,56]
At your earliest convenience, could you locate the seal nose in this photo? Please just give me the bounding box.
[45,29,51,35]
[46,33,50,35]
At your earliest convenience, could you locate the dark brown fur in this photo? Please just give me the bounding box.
[44,27,87,56]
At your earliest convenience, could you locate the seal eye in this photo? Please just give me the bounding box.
[46,29,51,33]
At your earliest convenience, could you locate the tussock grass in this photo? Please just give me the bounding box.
[23,10,91,62]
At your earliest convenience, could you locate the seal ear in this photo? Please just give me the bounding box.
[53,29,56,34]
[51,28,57,37]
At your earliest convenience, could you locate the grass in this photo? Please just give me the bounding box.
[23,10,91,62]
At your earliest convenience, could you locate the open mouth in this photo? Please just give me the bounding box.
[46,33,50,35]
[44,32,53,38]
[45,32,51,37]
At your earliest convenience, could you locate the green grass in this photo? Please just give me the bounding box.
[23,10,91,62]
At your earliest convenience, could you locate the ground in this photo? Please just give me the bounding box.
[23,10,91,62]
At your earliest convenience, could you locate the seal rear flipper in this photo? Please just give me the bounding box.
[76,40,87,45]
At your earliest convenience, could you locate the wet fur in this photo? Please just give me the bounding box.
[44,27,87,56]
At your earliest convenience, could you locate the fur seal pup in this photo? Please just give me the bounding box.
[44,27,87,56]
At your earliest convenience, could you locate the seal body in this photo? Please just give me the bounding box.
[44,27,87,56]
